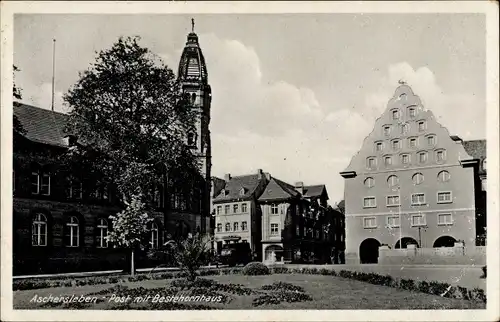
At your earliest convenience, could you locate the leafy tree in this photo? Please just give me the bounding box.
[336,200,345,214]
[150,233,212,281]
[106,194,153,276]
[13,65,25,135]
[63,36,199,203]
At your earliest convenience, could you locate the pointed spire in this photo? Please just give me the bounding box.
[191,18,195,33]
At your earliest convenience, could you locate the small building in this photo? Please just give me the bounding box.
[212,169,270,260]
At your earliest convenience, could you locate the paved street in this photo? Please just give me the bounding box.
[284,264,486,289]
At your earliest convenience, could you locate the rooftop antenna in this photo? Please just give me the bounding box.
[51,38,56,112]
[191,18,195,33]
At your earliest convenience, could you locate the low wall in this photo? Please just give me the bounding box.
[378,244,486,265]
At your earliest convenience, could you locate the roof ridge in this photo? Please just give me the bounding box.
[15,102,68,117]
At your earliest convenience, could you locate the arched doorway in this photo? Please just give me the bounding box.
[264,245,283,262]
[433,236,456,248]
[359,238,381,264]
[395,237,419,249]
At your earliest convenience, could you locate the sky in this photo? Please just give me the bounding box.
[14,14,486,204]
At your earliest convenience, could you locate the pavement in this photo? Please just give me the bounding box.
[13,263,486,290]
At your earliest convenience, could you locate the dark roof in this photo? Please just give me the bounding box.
[213,174,265,203]
[14,102,69,147]
[462,140,486,174]
[303,185,327,199]
[258,177,300,202]
[211,177,226,198]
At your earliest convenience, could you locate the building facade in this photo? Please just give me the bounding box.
[212,170,270,260]
[12,28,212,275]
[340,84,486,264]
[259,180,345,264]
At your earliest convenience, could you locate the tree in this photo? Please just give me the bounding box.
[63,36,199,203]
[106,194,153,276]
[13,65,25,135]
[151,233,212,281]
[336,200,345,214]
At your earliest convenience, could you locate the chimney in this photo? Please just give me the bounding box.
[264,172,271,181]
[224,173,231,182]
[257,169,263,179]
[295,181,304,195]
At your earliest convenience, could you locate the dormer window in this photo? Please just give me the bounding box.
[392,109,400,120]
[239,188,246,196]
[418,120,426,132]
[220,190,226,197]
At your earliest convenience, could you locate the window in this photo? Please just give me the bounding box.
[427,135,436,146]
[315,230,320,239]
[242,221,248,231]
[437,191,452,203]
[408,107,416,118]
[401,123,409,135]
[411,193,426,205]
[383,126,391,136]
[150,222,159,249]
[224,205,230,214]
[418,151,428,164]
[367,157,376,169]
[41,173,51,195]
[411,214,426,226]
[216,223,222,232]
[69,178,83,199]
[409,137,417,149]
[65,216,79,247]
[363,197,376,208]
[412,173,424,185]
[387,195,400,207]
[241,203,248,213]
[271,204,279,214]
[233,222,239,231]
[97,218,108,248]
[418,120,426,132]
[387,175,399,188]
[438,170,451,182]
[270,223,279,236]
[303,227,307,236]
[375,142,383,152]
[387,216,400,228]
[296,225,300,236]
[392,140,401,151]
[31,171,40,194]
[401,154,410,165]
[216,206,222,215]
[364,177,374,188]
[384,156,392,167]
[363,217,377,228]
[239,188,245,196]
[233,204,239,213]
[483,158,487,171]
[436,150,446,163]
[225,223,231,232]
[187,132,196,146]
[438,213,453,226]
[32,213,47,246]
[392,109,400,120]
[242,240,247,243]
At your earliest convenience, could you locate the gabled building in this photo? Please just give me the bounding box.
[340,84,486,264]
[212,169,270,260]
[259,179,345,264]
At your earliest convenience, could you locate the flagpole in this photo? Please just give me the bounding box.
[51,39,56,112]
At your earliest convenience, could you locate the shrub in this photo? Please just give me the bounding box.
[399,279,416,291]
[272,266,289,274]
[252,294,281,306]
[242,262,270,276]
[261,282,305,293]
[429,281,450,296]
[417,281,430,294]
[469,288,487,303]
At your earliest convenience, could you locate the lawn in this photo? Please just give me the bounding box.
[13,274,485,310]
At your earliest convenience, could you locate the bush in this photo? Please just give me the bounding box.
[242,262,270,276]
[261,281,305,293]
[271,266,289,274]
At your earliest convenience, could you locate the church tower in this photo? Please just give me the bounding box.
[177,19,212,233]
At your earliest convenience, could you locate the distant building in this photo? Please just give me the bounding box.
[212,170,270,260]
[259,180,345,264]
[340,84,486,264]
